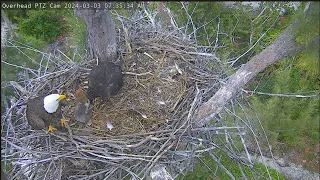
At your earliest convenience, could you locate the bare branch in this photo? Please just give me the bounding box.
[195,14,301,126]
[242,89,319,98]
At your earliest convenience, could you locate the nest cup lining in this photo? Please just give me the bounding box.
[63,41,194,136]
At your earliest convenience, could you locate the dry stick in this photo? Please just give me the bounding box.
[64,122,80,150]
[232,100,255,165]
[2,61,38,76]
[144,141,175,179]
[78,168,114,180]
[86,151,151,162]
[242,89,318,98]
[13,150,77,165]
[140,137,173,177]
[122,71,154,76]
[38,54,45,77]
[230,100,253,165]
[208,151,236,180]
[43,160,53,180]
[173,84,201,152]
[102,167,119,180]
[1,98,22,121]
[214,17,221,49]
[164,6,182,33]
[143,5,156,29]
[58,162,63,180]
[3,107,14,168]
[197,157,217,177]
[229,12,279,67]
[238,98,279,173]
[142,84,201,178]
[184,51,217,57]
[195,15,301,127]
[181,2,197,43]
[224,107,272,177]
[29,68,73,83]
[56,49,74,64]
[44,53,51,75]
[108,152,154,159]
[4,42,39,64]
[163,37,196,50]
[125,135,152,148]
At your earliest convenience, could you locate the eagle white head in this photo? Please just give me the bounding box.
[43,94,66,113]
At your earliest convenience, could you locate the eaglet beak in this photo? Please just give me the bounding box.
[57,95,67,102]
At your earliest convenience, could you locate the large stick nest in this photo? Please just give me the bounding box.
[1,7,258,180]
[63,33,219,137]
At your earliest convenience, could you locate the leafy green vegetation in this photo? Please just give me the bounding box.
[179,152,286,180]
[166,2,298,67]
[15,9,68,43]
[294,2,319,46]
[247,2,319,171]
[250,2,319,147]
[62,9,87,61]
[250,54,319,150]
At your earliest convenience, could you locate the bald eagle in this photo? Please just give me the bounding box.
[26,94,69,134]
[87,61,123,103]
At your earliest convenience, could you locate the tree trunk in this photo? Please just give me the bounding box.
[75,2,117,63]
[194,3,316,127]
[1,9,16,40]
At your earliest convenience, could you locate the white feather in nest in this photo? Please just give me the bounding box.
[105,119,114,130]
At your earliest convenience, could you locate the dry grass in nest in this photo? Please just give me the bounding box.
[61,39,195,137]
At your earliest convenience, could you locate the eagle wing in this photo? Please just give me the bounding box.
[26,108,46,130]
[87,62,123,102]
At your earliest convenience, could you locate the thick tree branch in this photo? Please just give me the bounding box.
[75,2,117,63]
[195,11,303,127]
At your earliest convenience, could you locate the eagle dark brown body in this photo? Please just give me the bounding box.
[26,95,67,132]
[87,61,123,103]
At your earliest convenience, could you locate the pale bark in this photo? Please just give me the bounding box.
[75,2,117,63]
[150,164,173,180]
[1,9,16,40]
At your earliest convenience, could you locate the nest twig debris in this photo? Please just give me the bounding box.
[1,7,264,180]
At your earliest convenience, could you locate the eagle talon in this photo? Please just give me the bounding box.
[61,119,69,127]
[46,125,57,134]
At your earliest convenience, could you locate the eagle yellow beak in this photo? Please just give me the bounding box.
[57,95,67,102]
